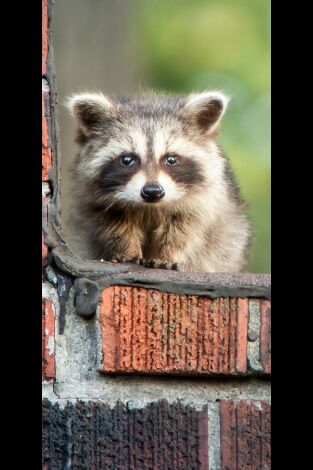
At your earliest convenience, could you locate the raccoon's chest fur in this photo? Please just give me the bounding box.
[130,209,170,259]
[141,218,168,259]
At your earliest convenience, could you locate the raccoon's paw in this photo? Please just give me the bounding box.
[140,258,179,271]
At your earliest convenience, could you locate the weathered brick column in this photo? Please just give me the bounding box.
[42,0,56,383]
[42,2,271,468]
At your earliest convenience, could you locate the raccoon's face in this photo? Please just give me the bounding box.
[67,91,229,210]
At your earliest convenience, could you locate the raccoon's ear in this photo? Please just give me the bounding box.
[183,91,229,135]
[66,93,117,137]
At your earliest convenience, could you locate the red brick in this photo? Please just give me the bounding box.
[236,298,248,372]
[220,400,271,470]
[42,0,48,75]
[260,300,271,374]
[42,298,55,380]
[42,193,48,277]
[42,95,51,181]
[99,286,248,376]
[42,232,48,273]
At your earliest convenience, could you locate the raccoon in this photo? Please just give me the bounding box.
[66,90,251,272]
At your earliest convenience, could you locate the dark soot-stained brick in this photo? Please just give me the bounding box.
[42,400,68,470]
[42,399,208,470]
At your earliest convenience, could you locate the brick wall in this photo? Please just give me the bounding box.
[42,0,54,382]
[42,1,271,468]
[43,399,270,470]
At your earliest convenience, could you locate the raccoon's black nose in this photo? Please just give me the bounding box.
[141,183,165,202]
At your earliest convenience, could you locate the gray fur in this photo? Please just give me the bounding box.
[66,91,251,272]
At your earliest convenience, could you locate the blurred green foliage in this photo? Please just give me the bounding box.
[133,0,270,273]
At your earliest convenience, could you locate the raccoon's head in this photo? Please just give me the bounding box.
[67,90,229,212]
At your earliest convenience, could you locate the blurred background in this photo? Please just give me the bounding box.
[53,0,270,273]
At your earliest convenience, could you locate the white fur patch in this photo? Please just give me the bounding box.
[152,128,217,172]
[185,90,230,134]
[66,92,115,115]
[185,90,229,115]
[152,128,169,161]
[157,171,186,203]
[114,170,185,205]
[78,139,131,177]
[166,136,210,162]
[79,130,148,178]
[115,171,147,203]
[128,129,148,161]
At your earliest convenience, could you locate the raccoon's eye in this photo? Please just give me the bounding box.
[165,155,178,166]
[120,154,136,167]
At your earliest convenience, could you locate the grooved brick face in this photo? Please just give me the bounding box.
[99,286,248,376]
[42,0,48,75]
[220,400,271,470]
[42,194,48,276]
[42,399,208,470]
[42,231,47,273]
[260,300,271,374]
[42,94,51,181]
[42,298,55,380]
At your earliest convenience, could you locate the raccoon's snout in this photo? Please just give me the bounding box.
[141,182,165,203]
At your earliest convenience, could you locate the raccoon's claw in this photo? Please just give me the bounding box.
[110,256,144,266]
[112,256,128,264]
[144,259,156,268]
[143,259,179,271]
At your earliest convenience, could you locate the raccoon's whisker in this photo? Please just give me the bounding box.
[102,203,115,212]
[102,200,121,212]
